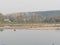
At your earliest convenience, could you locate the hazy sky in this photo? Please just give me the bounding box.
[0,0,60,14]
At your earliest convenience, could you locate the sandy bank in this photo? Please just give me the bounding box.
[0,24,60,30]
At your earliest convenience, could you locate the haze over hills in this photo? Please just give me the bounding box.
[6,10,60,16]
[0,10,60,23]
[31,10,60,16]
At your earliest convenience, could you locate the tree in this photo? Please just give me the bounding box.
[0,13,4,22]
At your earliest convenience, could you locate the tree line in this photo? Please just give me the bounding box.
[0,13,60,23]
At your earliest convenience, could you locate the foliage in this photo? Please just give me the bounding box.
[1,10,60,24]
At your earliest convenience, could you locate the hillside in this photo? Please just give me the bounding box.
[32,10,60,16]
[1,10,60,23]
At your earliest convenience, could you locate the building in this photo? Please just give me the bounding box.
[4,19,11,22]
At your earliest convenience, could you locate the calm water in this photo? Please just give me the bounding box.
[0,29,60,45]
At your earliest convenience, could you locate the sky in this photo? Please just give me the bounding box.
[0,0,60,14]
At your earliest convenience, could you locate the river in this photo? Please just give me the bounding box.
[0,29,60,45]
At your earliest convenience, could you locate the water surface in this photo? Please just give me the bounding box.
[0,29,60,45]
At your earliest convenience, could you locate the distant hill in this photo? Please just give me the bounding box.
[31,10,60,16]
[3,10,60,23]
[5,10,60,16]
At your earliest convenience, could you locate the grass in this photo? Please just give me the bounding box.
[0,21,60,25]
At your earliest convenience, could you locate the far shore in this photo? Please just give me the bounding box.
[0,24,60,30]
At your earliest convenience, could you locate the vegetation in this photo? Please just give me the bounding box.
[0,10,60,24]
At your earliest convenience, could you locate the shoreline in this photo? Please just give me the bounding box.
[0,24,60,30]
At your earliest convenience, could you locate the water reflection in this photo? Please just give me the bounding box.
[52,43,54,45]
[0,29,4,32]
[0,29,17,32]
[2,44,6,45]
[0,30,59,45]
[14,29,16,31]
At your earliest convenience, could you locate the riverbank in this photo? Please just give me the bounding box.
[0,24,60,30]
